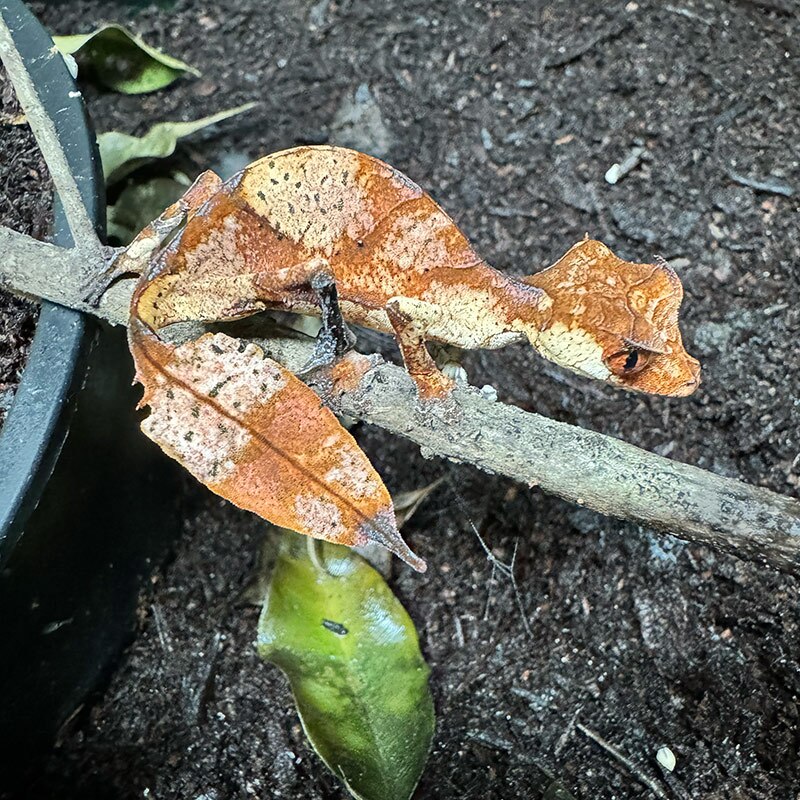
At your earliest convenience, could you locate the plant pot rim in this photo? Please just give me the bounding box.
[0,0,105,565]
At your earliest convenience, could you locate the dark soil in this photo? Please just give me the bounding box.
[20,1,800,798]
[0,69,50,426]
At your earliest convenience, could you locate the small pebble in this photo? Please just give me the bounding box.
[605,163,622,184]
[656,745,676,772]
[605,145,646,185]
[480,384,498,402]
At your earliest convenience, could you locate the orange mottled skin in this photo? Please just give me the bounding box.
[135,146,699,399]
[108,145,702,571]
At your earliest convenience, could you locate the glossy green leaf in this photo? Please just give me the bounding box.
[53,24,200,94]
[98,102,257,185]
[257,531,434,800]
[106,175,190,245]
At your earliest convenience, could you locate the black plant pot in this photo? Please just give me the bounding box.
[0,0,181,766]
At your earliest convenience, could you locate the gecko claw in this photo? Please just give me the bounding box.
[81,246,131,307]
[441,361,468,384]
[297,329,354,375]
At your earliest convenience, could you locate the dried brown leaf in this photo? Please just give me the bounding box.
[128,318,425,571]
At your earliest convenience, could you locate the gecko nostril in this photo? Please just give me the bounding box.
[682,375,700,392]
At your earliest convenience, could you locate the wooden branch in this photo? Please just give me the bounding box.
[0,228,129,323]
[0,15,103,265]
[2,224,800,574]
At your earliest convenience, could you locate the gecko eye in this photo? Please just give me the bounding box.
[605,348,650,377]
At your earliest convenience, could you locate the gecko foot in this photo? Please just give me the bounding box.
[433,344,468,385]
[441,361,468,384]
[297,271,356,375]
[81,246,131,307]
[410,371,462,424]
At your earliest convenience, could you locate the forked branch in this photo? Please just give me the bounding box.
[0,15,102,265]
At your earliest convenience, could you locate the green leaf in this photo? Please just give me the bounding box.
[543,781,578,800]
[98,102,257,185]
[53,24,200,94]
[107,175,190,245]
[257,531,434,800]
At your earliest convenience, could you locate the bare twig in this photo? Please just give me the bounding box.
[150,603,172,655]
[576,723,669,800]
[0,227,127,322]
[664,5,713,25]
[447,477,532,638]
[487,205,538,220]
[604,145,646,185]
[727,170,795,197]
[453,615,465,648]
[2,223,800,575]
[189,631,222,725]
[0,17,103,265]
[554,707,581,757]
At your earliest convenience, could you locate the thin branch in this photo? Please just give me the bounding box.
[0,227,128,323]
[727,169,795,197]
[544,21,631,69]
[576,723,669,800]
[0,16,103,263]
[305,351,800,575]
[732,0,795,15]
[447,475,532,638]
[2,225,800,575]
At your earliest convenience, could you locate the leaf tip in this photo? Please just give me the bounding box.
[404,551,428,574]
[362,508,427,573]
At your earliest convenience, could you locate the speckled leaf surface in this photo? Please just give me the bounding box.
[257,532,434,800]
[128,321,424,570]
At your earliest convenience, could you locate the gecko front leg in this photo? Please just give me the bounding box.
[296,268,357,374]
[261,256,356,375]
[386,297,455,400]
[83,170,224,307]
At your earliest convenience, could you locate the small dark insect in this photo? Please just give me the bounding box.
[322,619,348,636]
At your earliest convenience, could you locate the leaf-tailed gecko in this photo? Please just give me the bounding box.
[96,145,701,400]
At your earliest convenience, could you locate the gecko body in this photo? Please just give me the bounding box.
[86,145,703,570]
[127,145,699,398]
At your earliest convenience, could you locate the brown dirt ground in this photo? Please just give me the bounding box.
[18,0,800,798]
[0,68,49,427]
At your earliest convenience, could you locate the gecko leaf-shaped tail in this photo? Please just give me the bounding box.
[128,315,426,572]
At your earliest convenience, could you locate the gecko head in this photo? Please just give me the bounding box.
[522,239,701,397]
